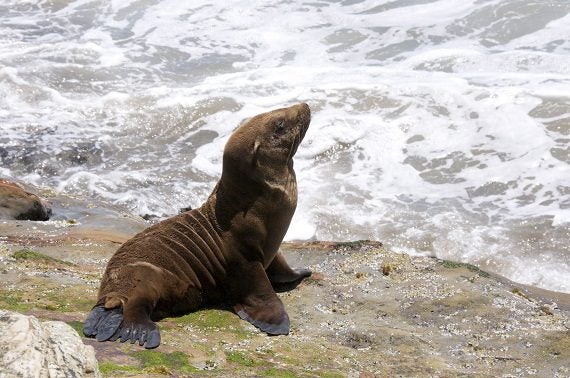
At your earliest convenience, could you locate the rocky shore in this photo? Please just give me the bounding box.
[0,186,569,377]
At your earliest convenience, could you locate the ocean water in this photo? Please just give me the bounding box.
[1,0,569,293]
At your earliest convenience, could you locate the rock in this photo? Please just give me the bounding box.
[0,310,100,378]
[0,193,569,376]
[0,179,52,221]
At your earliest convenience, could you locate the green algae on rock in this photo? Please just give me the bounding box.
[437,258,491,277]
[11,248,75,267]
[132,349,198,374]
[226,351,256,367]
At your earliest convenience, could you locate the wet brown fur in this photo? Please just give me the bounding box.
[86,103,312,347]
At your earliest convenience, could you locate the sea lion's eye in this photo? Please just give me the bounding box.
[275,119,285,133]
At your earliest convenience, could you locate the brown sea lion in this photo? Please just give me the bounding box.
[84,103,312,349]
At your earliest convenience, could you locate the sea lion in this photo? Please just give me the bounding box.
[84,103,312,349]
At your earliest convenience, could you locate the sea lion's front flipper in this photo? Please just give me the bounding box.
[116,317,161,349]
[116,293,162,349]
[233,261,290,335]
[266,252,312,293]
[83,307,160,349]
[83,305,123,340]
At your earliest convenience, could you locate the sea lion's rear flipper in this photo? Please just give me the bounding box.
[266,252,312,293]
[233,261,290,335]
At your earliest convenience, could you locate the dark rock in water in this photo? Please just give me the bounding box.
[179,205,193,213]
[142,206,193,221]
[0,179,52,221]
[56,142,103,167]
[0,145,51,172]
[141,213,159,221]
[0,141,103,179]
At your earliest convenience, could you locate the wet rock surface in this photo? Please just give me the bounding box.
[0,192,569,377]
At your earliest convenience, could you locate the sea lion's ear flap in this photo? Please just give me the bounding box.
[252,140,261,167]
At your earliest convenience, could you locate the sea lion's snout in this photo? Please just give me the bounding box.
[295,102,310,117]
[291,103,310,124]
[285,103,310,140]
[295,103,311,134]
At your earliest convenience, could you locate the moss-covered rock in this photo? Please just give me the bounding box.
[98,362,142,376]
[132,350,198,374]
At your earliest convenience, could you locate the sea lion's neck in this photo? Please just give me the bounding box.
[206,168,297,234]
[221,160,296,194]
[257,164,297,194]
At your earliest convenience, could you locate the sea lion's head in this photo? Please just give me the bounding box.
[223,103,311,183]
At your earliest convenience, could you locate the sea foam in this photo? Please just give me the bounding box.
[0,0,569,292]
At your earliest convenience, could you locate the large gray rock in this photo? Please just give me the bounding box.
[0,180,52,221]
[0,311,100,378]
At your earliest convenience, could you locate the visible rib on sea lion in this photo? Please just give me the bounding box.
[84,103,312,348]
